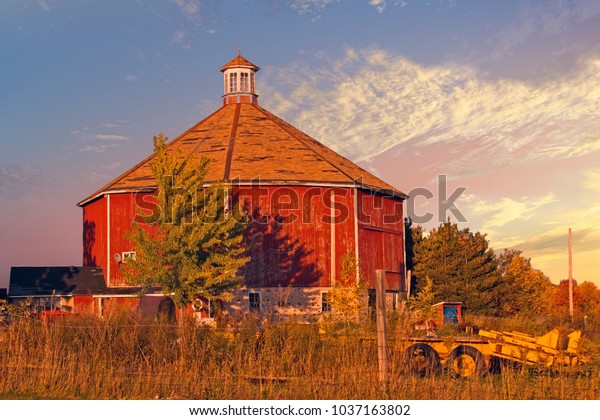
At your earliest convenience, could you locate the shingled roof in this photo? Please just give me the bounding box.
[220,54,260,72]
[78,57,406,207]
[9,266,107,296]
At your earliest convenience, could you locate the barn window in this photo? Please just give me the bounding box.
[122,251,136,262]
[250,73,255,93]
[321,292,331,312]
[249,292,260,312]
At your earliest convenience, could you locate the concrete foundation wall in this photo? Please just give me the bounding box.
[225,286,333,323]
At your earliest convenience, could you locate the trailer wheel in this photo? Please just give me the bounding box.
[447,346,487,378]
[403,344,440,377]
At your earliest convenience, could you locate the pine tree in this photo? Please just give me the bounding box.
[411,220,499,315]
[123,134,249,308]
[407,275,436,320]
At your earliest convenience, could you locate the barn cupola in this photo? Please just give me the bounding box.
[220,52,260,106]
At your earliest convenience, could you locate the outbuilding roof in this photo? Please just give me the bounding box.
[9,266,108,296]
[8,266,163,297]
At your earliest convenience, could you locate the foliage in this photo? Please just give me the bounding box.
[407,275,436,321]
[492,249,553,317]
[124,134,249,307]
[326,255,367,327]
[550,280,600,329]
[408,220,599,325]
[411,220,500,315]
[3,297,35,321]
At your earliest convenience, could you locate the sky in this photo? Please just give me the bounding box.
[1,0,599,290]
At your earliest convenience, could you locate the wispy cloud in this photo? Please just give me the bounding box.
[169,0,217,40]
[99,122,125,129]
[260,0,337,21]
[584,170,600,191]
[262,48,600,175]
[172,0,203,22]
[69,126,130,153]
[468,193,556,229]
[491,0,600,59]
[368,0,407,14]
[513,226,600,257]
[93,134,129,141]
[36,0,51,13]
[0,164,42,198]
[78,144,121,153]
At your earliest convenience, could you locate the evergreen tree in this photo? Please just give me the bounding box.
[407,275,436,320]
[124,134,249,308]
[411,220,499,315]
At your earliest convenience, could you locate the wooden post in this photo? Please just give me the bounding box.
[375,269,389,386]
[568,228,574,320]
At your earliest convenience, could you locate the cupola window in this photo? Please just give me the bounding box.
[229,72,238,93]
[240,72,249,92]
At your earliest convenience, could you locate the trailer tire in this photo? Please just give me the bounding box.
[403,344,440,377]
[447,346,487,378]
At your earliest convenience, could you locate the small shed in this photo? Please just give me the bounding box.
[8,266,163,317]
[431,301,462,326]
[9,266,107,313]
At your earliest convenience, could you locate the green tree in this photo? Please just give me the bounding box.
[407,275,436,321]
[124,134,249,308]
[327,255,366,327]
[492,249,552,317]
[411,220,499,315]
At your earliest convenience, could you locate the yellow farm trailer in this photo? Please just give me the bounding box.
[400,329,588,378]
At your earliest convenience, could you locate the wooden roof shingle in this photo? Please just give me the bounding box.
[78,102,406,206]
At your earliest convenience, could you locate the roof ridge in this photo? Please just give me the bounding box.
[223,103,241,180]
[77,105,229,206]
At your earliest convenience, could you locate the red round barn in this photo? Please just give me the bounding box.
[77,54,408,320]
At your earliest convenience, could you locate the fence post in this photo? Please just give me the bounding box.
[376,269,389,386]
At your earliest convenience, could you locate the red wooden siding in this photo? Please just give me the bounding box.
[73,295,94,314]
[82,187,405,292]
[82,192,155,287]
[108,193,140,287]
[356,190,405,291]
[237,185,356,287]
[83,197,107,276]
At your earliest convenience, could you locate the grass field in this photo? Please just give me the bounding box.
[0,312,598,400]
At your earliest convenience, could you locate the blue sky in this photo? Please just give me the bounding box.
[1,0,600,289]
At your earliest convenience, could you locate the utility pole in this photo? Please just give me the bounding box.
[375,270,389,387]
[568,228,574,320]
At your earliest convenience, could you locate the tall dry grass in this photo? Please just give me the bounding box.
[0,311,598,400]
